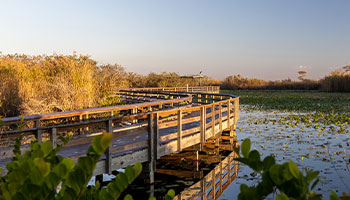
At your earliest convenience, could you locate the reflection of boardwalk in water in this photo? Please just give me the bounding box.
[125,130,239,200]
[173,133,239,200]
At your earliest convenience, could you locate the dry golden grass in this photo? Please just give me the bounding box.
[0,54,127,117]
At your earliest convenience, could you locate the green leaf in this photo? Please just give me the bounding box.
[288,161,300,179]
[133,162,142,177]
[34,157,50,176]
[125,166,135,184]
[262,156,275,170]
[330,191,340,200]
[92,135,104,154]
[41,142,53,157]
[165,189,175,199]
[241,139,251,158]
[311,178,319,190]
[269,165,283,185]
[306,170,319,182]
[124,194,134,200]
[61,158,75,171]
[276,193,289,200]
[100,133,113,149]
[234,157,250,166]
[148,197,156,200]
[248,150,260,161]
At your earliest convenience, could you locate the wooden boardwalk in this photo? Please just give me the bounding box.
[0,86,239,185]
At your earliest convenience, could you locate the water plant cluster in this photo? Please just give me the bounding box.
[234,138,350,200]
[220,90,350,198]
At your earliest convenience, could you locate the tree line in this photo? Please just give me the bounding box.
[0,53,349,117]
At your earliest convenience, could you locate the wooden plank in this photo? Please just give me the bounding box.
[155,169,202,179]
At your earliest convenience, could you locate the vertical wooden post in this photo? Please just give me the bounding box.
[212,170,216,199]
[177,109,182,152]
[200,106,206,151]
[212,104,215,138]
[219,162,223,194]
[147,113,158,184]
[201,178,207,200]
[84,114,89,134]
[34,120,42,144]
[105,119,113,174]
[78,115,83,135]
[234,98,239,126]
[132,108,137,124]
[219,102,223,135]
[50,128,57,148]
[186,84,189,92]
[227,99,231,129]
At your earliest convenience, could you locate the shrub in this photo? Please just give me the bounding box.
[0,133,142,200]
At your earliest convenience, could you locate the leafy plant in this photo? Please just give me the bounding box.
[234,139,350,200]
[0,133,142,200]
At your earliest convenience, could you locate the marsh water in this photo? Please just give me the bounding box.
[219,107,350,199]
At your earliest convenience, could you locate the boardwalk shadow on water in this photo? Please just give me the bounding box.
[122,130,240,200]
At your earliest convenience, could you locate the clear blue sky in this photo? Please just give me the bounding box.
[1,0,349,80]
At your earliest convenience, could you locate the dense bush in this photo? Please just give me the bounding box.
[0,133,142,200]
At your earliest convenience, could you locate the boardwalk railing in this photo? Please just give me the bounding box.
[0,87,238,180]
[126,86,220,93]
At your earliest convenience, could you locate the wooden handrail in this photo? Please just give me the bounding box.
[0,87,239,182]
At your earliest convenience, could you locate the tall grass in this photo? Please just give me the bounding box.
[221,74,320,90]
[0,54,127,117]
[322,74,350,92]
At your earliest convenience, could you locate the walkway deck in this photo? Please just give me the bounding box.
[0,86,239,182]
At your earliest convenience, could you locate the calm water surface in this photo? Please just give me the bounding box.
[219,108,350,199]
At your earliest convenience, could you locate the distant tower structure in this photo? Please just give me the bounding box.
[181,71,204,86]
[298,70,307,81]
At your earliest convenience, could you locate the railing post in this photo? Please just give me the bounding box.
[186,84,189,92]
[201,178,207,200]
[219,102,223,134]
[212,170,216,199]
[234,98,239,128]
[132,108,137,124]
[147,113,158,184]
[34,120,42,144]
[79,114,88,135]
[219,162,223,194]
[227,99,231,129]
[105,119,113,174]
[212,104,215,138]
[50,128,57,148]
[177,109,182,152]
[200,106,206,151]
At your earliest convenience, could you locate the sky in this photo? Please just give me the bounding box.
[1,0,349,80]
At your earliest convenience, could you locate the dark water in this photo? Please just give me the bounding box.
[219,109,350,199]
